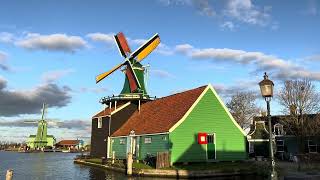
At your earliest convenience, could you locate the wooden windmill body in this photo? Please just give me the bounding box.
[34,103,48,149]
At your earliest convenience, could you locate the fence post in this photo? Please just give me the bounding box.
[127,152,133,175]
[6,169,13,180]
[112,151,115,164]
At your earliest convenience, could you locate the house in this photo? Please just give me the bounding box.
[247,114,320,159]
[91,84,247,163]
[55,140,84,150]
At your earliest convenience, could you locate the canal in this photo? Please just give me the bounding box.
[0,151,261,180]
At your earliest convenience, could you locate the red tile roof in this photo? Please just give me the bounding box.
[92,102,128,118]
[56,140,80,146]
[111,85,207,137]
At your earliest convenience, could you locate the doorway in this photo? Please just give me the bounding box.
[207,133,216,160]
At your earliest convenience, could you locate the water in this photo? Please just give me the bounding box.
[0,151,261,180]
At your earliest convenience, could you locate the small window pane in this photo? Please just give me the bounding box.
[144,137,152,144]
[98,118,102,128]
[249,142,254,153]
[276,140,284,152]
[120,138,125,144]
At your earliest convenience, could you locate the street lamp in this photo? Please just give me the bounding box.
[259,72,277,179]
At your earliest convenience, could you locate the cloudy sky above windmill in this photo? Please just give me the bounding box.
[0,0,320,142]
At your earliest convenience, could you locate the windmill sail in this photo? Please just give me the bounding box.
[130,33,160,62]
[114,32,131,58]
[96,32,160,96]
[125,61,141,92]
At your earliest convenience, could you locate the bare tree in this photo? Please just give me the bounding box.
[278,79,320,115]
[226,91,260,131]
[278,79,320,153]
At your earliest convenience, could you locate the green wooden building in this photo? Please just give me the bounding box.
[104,84,247,163]
[26,104,56,149]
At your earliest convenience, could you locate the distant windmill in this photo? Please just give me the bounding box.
[33,103,48,148]
[96,32,160,96]
[25,103,56,149]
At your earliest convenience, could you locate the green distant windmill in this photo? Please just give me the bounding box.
[33,103,48,148]
[26,103,56,150]
[96,32,160,97]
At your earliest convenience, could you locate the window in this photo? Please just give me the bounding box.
[276,140,284,152]
[274,123,284,136]
[97,117,102,128]
[119,138,125,145]
[207,134,215,144]
[308,140,317,153]
[249,142,254,153]
[144,137,152,144]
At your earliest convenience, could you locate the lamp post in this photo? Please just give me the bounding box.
[259,72,277,180]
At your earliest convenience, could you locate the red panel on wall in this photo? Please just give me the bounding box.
[198,133,207,144]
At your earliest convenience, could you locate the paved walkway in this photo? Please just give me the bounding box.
[277,161,320,180]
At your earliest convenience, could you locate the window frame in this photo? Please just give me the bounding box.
[276,140,284,153]
[119,138,126,145]
[144,137,152,144]
[274,123,284,136]
[97,117,102,129]
[308,140,317,153]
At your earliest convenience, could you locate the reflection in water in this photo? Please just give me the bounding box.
[0,151,262,180]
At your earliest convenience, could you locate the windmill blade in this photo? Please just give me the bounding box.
[96,63,124,83]
[129,33,160,62]
[23,120,38,124]
[41,103,46,121]
[125,61,141,92]
[114,32,131,58]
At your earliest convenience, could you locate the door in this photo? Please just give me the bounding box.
[207,133,216,160]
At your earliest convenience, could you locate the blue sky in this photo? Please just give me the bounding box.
[0,0,319,143]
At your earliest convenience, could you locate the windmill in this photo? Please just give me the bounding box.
[33,103,48,149]
[25,103,55,150]
[96,32,160,97]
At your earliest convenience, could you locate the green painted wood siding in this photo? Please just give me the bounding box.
[110,137,127,159]
[170,89,247,163]
[138,134,169,160]
[110,134,169,160]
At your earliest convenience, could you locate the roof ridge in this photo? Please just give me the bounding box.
[153,84,208,101]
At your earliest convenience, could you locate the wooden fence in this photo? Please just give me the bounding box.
[156,152,170,169]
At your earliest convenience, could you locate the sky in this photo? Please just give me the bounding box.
[0,0,319,143]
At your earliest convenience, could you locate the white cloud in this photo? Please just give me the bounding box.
[151,69,175,78]
[305,54,320,61]
[0,51,9,71]
[193,0,216,17]
[224,0,272,26]
[41,69,74,83]
[86,32,115,45]
[0,32,15,43]
[174,44,320,81]
[305,0,318,15]
[220,21,235,30]
[175,44,194,54]
[79,87,108,93]
[16,33,87,53]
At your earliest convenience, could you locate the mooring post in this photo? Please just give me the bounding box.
[127,152,133,175]
[112,151,115,164]
[6,169,13,180]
